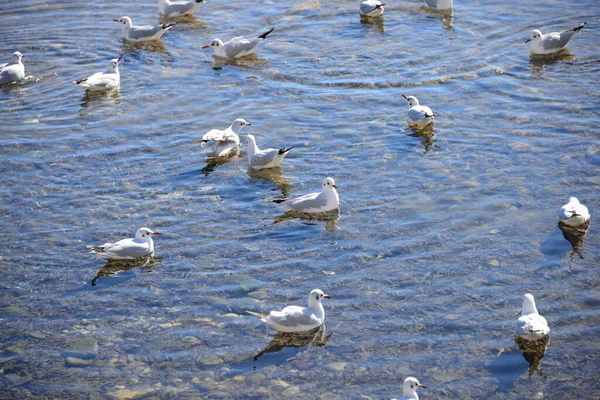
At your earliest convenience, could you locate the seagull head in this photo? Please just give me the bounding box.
[231,118,251,132]
[114,16,133,27]
[11,51,24,63]
[522,293,538,315]
[525,29,542,44]
[136,227,160,240]
[402,94,419,107]
[246,133,257,144]
[309,289,331,306]
[568,196,580,204]
[203,39,224,49]
[109,56,122,71]
[322,177,338,190]
[403,377,425,396]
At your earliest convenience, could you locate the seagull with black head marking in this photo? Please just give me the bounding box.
[114,16,175,42]
[158,0,206,17]
[74,56,122,91]
[203,28,274,58]
[526,23,587,55]
[88,227,160,260]
[360,0,385,17]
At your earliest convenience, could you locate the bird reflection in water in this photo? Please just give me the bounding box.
[247,166,293,199]
[274,209,340,232]
[514,334,549,378]
[407,124,436,153]
[91,256,161,286]
[529,50,575,72]
[253,325,332,361]
[158,14,205,28]
[80,89,121,110]
[360,16,385,34]
[201,149,240,176]
[558,220,589,261]
[210,54,265,71]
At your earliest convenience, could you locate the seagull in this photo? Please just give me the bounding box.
[200,118,250,157]
[114,16,175,42]
[158,0,205,17]
[559,196,590,227]
[421,0,453,10]
[74,56,122,91]
[0,51,25,85]
[202,28,274,58]
[392,377,426,400]
[360,0,385,17]
[88,227,160,260]
[273,177,340,213]
[526,23,587,55]
[247,289,331,333]
[515,294,550,341]
[247,134,294,170]
[402,94,434,127]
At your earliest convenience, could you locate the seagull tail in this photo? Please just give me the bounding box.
[74,78,87,85]
[573,22,587,32]
[162,22,177,30]
[86,245,104,253]
[278,146,296,155]
[258,27,275,39]
[195,0,205,3]
[246,310,267,319]
[272,199,287,204]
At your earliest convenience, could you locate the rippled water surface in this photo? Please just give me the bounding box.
[1,0,600,398]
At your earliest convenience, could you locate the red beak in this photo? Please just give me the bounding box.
[152,232,160,235]
[117,56,123,62]
[401,94,408,100]
[525,39,531,43]
[113,19,120,22]
[323,294,331,299]
[202,45,211,49]
[418,384,426,389]
[332,184,338,189]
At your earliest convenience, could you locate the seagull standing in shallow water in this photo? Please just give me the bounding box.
[421,0,453,11]
[158,0,205,17]
[247,134,294,170]
[0,51,25,85]
[526,23,587,55]
[74,56,122,91]
[273,177,339,213]
[559,196,590,227]
[402,94,434,127]
[392,377,426,400]
[114,16,175,42]
[360,0,385,17]
[515,294,550,341]
[200,118,250,157]
[88,227,160,260]
[247,289,331,333]
[203,28,274,58]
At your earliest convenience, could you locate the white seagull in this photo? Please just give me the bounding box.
[74,56,122,91]
[392,377,426,400]
[559,196,590,227]
[88,227,160,260]
[114,16,175,42]
[515,294,550,341]
[247,289,331,333]
[526,23,587,55]
[247,134,294,170]
[0,51,25,85]
[202,28,274,58]
[360,0,386,17]
[200,118,250,157]
[421,0,453,11]
[273,177,340,213]
[402,94,434,127]
[158,0,205,17]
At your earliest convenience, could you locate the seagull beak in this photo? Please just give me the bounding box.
[401,94,408,100]
[245,122,252,126]
[202,45,211,49]
[525,39,531,43]
[332,184,338,189]
[323,294,331,299]
[117,56,123,62]
[113,19,120,22]
[418,384,426,388]
[152,232,161,235]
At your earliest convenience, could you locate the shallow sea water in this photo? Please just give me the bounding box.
[1,0,599,398]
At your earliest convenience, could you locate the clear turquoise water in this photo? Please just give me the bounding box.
[1,0,599,398]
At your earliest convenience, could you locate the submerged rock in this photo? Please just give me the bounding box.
[5,372,32,386]
[106,387,158,400]
[61,338,98,360]
[65,357,94,367]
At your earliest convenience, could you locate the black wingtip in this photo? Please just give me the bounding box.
[258,28,275,39]
[574,22,587,32]
[278,146,296,155]
[195,0,205,3]
[272,199,286,204]
[162,22,176,29]
[74,78,87,85]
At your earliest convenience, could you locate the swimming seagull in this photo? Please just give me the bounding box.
[402,94,434,127]
[74,56,122,91]
[421,0,453,10]
[247,289,331,333]
[0,51,25,85]
[200,118,250,157]
[114,16,175,42]
[392,377,426,400]
[526,23,587,55]
[202,28,274,58]
[360,0,386,17]
[273,177,340,213]
[515,294,550,341]
[559,196,590,227]
[158,0,205,17]
[247,134,294,170]
[88,227,160,260]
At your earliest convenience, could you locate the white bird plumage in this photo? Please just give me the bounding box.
[515,294,550,340]
[114,16,175,42]
[247,289,331,333]
[203,28,274,58]
[247,134,294,170]
[0,51,25,85]
[391,377,426,400]
[421,0,453,10]
[88,227,160,260]
[402,94,434,127]
[360,0,386,17]
[158,0,205,17]
[201,118,250,157]
[559,197,590,227]
[74,56,122,91]
[273,177,340,213]
[526,23,586,55]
